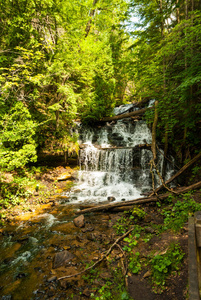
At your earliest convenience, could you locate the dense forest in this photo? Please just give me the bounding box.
[0,0,200,172]
[0,1,201,299]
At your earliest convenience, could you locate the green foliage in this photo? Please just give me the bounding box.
[150,243,184,292]
[123,235,138,252]
[113,215,130,234]
[128,252,142,274]
[0,102,37,170]
[127,206,147,220]
[122,226,142,252]
[89,266,132,300]
[129,3,201,159]
[162,192,201,231]
[190,164,201,182]
[114,207,146,234]
[0,175,32,209]
[0,0,132,160]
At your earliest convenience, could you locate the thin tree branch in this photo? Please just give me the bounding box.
[58,228,134,281]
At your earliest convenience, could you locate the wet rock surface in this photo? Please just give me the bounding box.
[73,215,85,228]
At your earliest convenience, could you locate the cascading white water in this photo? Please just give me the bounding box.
[65,103,174,203]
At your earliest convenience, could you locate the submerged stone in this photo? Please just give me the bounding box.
[53,250,74,269]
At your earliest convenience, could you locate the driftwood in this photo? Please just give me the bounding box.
[58,227,133,281]
[100,107,152,122]
[76,181,201,214]
[150,151,201,195]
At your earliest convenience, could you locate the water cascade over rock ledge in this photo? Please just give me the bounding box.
[64,103,175,204]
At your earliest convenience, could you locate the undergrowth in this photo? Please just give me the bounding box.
[111,193,196,296]
[0,166,55,224]
[161,192,201,231]
[149,243,184,293]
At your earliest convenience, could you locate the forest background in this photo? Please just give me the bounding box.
[0,0,201,210]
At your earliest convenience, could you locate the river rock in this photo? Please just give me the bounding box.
[53,250,74,269]
[57,172,72,181]
[107,196,116,202]
[73,215,85,228]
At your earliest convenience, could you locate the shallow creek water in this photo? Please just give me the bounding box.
[0,202,84,299]
[0,199,116,300]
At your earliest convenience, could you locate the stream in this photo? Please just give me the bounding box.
[0,103,175,299]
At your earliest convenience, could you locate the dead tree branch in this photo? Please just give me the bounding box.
[100,107,152,122]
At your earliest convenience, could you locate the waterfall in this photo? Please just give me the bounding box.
[65,103,174,203]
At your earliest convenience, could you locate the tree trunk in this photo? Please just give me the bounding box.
[85,0,99,38]
[55,110,59,131]
[151,100,158,162]
[100,107,151,122]
[176,0,180,24]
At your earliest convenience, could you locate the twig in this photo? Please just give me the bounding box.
[116,243,127,276]
[58,228,134,281]
[153,160,179,195]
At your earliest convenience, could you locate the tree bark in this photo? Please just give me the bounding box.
[85,0,99,38]
[176,0,180,24]
[151,100,159,162]
[76,181,201,214]
[100,107,151,122]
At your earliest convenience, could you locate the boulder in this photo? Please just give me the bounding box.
[73,215,85,228]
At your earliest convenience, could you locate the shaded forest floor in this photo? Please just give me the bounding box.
[1,155,199,299]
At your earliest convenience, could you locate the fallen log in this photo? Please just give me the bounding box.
[100,107,152,122]
[76,181,201,214]
[150,151,201,195]
[80,144,152,150]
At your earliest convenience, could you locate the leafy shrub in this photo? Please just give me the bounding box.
[150,243,184,291]
[162,192,201,231]
[0,102,37,170]
[128,252,142,274]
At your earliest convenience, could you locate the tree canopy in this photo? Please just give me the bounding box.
[0,0,200,169]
